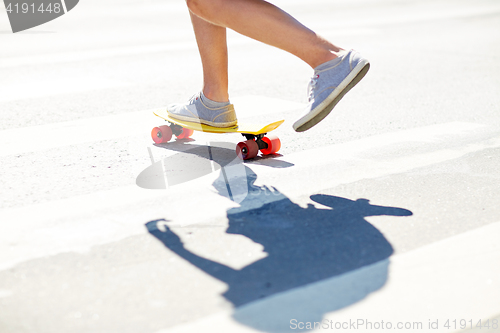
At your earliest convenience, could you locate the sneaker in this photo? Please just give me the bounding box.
[167,92,238,128]
[293,50,370,132]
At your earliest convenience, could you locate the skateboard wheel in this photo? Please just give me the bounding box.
[151,125,172,144]
[236,140,259,160]
[176,128,194,140]
[260,135,281,155]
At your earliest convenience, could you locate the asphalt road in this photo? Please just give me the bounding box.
[1,0,500,332]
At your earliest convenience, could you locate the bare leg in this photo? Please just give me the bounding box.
[186,0,343,69]
[190,12,229,102]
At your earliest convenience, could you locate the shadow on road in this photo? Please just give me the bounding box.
[136,141,292,201]
[142,142,413,331]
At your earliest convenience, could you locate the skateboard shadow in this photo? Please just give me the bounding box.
[145,164,413,331]
[137,142,292,194]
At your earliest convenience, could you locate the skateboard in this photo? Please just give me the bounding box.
[152,108,284,160]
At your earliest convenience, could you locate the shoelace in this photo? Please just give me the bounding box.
[188,92,201,104]
[308,74,320,102]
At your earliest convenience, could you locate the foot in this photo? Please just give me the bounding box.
[167,92,238,128]
[293,50,370,132]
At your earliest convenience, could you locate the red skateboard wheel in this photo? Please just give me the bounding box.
[236,140,259,160]
[260,135,281,155]
[151,125,173,144]
[176,128,194,140]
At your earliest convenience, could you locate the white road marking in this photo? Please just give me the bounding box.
[0,40,242,69]
[0,122,498,272]
[0,109,153,157]
[0,95,303,157]
[160,221,500,333]
[0,76,129,103]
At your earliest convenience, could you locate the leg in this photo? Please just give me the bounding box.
[190,12,229,103]
[166,12,237,128]
[186,0,343,68]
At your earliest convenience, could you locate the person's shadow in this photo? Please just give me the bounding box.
[145,153,413,331]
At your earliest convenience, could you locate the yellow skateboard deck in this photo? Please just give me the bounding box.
[153,108,284,135]
[152,108,284,160]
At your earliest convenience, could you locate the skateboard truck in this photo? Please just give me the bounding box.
[169,123,184,137]
[242,133,269,151]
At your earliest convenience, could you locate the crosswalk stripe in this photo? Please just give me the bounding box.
[0,76,129,103]
[0,95,303,157]
[0,39,250,69]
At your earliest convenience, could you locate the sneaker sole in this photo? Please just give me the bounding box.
[166,111,238,128]
[293,60,370,132]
